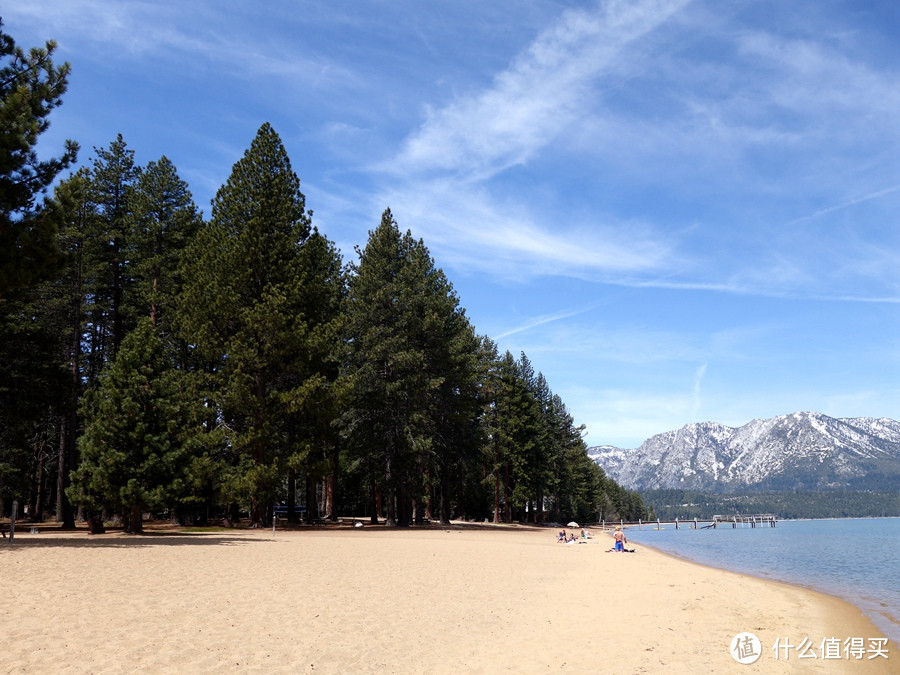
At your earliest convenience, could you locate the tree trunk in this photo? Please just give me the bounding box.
[287,468,298,523]
[503,463,512,523]
[384,450,396,526]
[33,443,45,522]
[305,474,317,523]
[439,463,451,525]
[323,472,334,521]
[128,505,143,534]
[493,468,501,523]
[396,477,410,527]
[325,443,339,521]
[370,483,380,525]
[57,413,76,529]
[86,514,105,534]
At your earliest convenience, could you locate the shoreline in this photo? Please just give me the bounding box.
[630,532,895,635]
[638,538,900,649]
[1,524,895,673]
[622,519,900,648]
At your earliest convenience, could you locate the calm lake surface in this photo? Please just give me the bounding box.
[626,517,900,644]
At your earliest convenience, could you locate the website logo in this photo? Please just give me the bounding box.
[731,632,762,665]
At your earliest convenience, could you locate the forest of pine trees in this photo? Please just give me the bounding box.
[0,23,646,531]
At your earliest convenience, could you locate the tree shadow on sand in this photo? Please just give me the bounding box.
[1,531,272,549]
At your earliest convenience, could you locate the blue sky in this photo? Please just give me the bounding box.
[7,1,899,448]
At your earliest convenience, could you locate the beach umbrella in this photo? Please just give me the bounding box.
[567,521,579,527]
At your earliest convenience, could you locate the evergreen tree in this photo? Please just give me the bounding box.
[0,20,77,299]
[409,238,480,524]
[41,169,96,527]
[492,351,541,522]
[475,336,504,523]
[0,20,76,518]
[47,143,144,527]
[279,228,346,523]
[0,289,68,518]
[523,366,554,523]
[69,319,193,533]
[342,209,477,526]
[87,135,141,357]
[126,156,203,332]
[178,123,320,526]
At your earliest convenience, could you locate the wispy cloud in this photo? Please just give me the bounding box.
[382,180,675,281]
[12,1,356,94]
[376,0,900,300]
[785,184,900,227]
[494,306,596,341]
[378,0,692,280]
[391,0,692,180]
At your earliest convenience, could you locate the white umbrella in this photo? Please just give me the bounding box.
[567,521,579,527]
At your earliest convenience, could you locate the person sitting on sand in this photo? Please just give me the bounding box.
[557,529,566,542]
[614,526,627,552]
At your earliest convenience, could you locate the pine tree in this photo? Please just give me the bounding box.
[488,351,541,522]
[87,135,141,357]
[36,169,96,527]
[280,228,346,522]
[178,123,319,526]
[0,21,77,518]
[69,318,193,533]
[0,20,78,299]
[126,156,203,332]
[47,145,142,526]
[342,209,478,526]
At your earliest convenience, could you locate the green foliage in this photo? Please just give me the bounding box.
[341,208,480,525]
[126,155,203,333]
[177,123,342,526]
[0,21,78,299]
[86,134,141,356]
[69,319,195,532]
[0,21,77,517]
[0,294,68,500]
[474,344,640,525]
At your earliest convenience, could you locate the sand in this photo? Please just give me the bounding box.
[0,523,894,674]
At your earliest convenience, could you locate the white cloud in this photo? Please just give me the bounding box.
[370,1,696,281]
[380,180,675,281]
[391,0,692,180]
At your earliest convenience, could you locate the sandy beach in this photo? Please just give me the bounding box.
[0,524,894,674]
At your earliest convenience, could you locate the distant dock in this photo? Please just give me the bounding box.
[605,514,777,531]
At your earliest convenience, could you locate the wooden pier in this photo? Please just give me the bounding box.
[709,513,777,529]
[605,514,777,531]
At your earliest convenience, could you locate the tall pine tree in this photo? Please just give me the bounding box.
[342,209,477,526]
[0,21,77,518]
[178,123,328,526]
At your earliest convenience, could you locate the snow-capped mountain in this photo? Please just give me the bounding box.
[588,412,900,493]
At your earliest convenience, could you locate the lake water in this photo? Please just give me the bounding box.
[626,517,900,644]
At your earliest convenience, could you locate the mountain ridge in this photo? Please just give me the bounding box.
[588,411,900,493]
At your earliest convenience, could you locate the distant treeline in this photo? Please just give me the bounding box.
[0,25,646,532]
[641,489,900,521]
